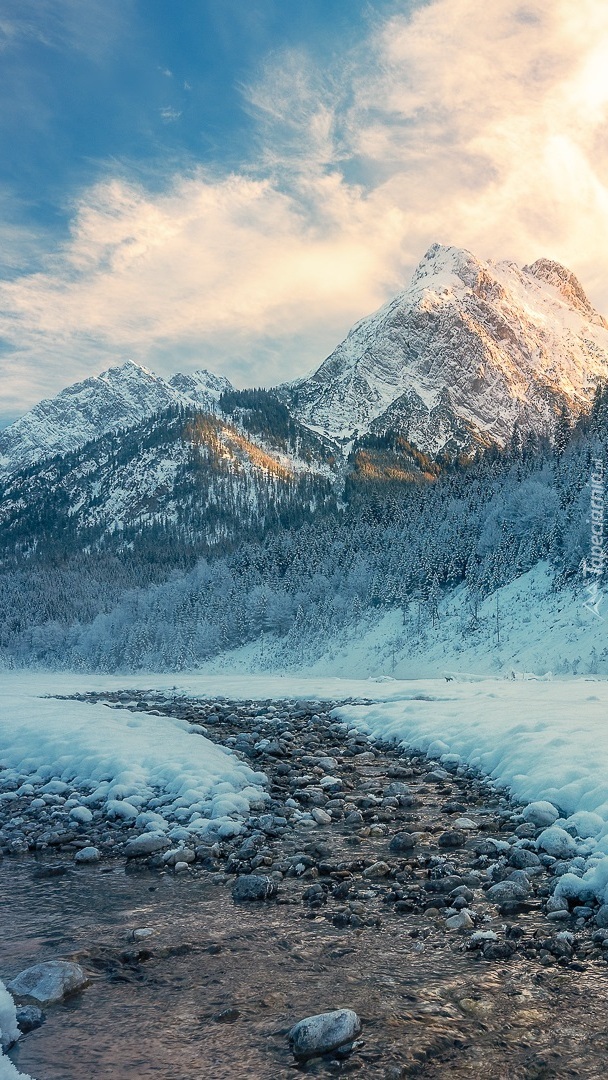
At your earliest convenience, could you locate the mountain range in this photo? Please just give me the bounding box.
[2,244,608,488]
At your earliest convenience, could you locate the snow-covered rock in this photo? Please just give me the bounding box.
[286,243,608,451]
[521,801,559,828]
[7,962,88,1006]
[537,826,578,859]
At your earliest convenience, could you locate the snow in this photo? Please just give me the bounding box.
[0,362,234,479]
[0,681,268,841]
[0,983,19,1051]
[0,1056,34,1080]
[0,981,33,1080]
[195,565,607,680]
[290,242,608,449]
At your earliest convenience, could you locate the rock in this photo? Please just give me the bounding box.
[69,806,93,824]
[124,834,171,858]
[363,860,391,878]
[445,910,474,930]
[389,832,415,853]
[483,941,516,961]
[311,808,332,825]
[232,875,278,902]
[15,1005,45,1034]
[386,782,410,796]
[486,880,529,904]
[74,846,100,864]
[438,830,466,848]
[288,1009,362,1060]
[547,894,569,913]
[453,817,478,830]
[537,827,577,859]
[509,848,541,869]
[595,905,608,928]
[521,801,559,828]
[8,961,89,1006]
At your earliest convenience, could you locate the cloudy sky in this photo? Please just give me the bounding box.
[2,0,608,424]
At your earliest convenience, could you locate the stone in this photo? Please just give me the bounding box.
[8,961,89,1006]
[547,894,569,913]
[288,1009,362,1060]
[232,874,278,902]
[453,817,478,830]
[445,910,474,930]
[509,848,541,869]
[363,860,390,878]
[74,846,100,864]
[521,801,559,828]
[69,806,93,824]
[438,830,466,848]
[311,808,332,825]
[15,1005,45,1034]
[595,905,608,928]
[486,880,529,904]
[389,832,416,853]
[124,834,171,858]
[386,782,410,796]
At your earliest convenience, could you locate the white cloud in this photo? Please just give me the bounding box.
[160,106,182,123]
[3,0,608,417]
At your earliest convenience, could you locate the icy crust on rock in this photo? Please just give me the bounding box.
[289,243,608,450]
[0,362,234,478]
[0,690,268,844]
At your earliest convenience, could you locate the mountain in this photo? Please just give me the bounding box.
[0,361,233,479]
[0,397,339,560]
[284,244,608,453]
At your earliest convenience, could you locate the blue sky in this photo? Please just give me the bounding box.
[1,0,608,424]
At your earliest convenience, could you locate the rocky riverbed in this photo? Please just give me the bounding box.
[2,690,608,1078]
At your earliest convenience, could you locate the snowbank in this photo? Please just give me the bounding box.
[0,685,268,841]
[331,679,608,904]
[0,980,33,1080]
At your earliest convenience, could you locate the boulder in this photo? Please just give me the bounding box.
[124,834,170,858]
[8,962,89,1006]
[289,1009,362,1060]
[232,875,277,902]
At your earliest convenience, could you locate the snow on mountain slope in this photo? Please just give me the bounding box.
[0,409,337,553]
[0,362,234,479]
[287,244,608,451]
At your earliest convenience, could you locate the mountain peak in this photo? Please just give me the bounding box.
[0,362,234,478]
[524,258,607,327]
[286,244,608,450]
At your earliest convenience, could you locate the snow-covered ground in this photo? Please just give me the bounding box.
[0,679,268,843]
[2,669,608,905]
[196,565,607,679]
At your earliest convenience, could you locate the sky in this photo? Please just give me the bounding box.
[2,0,608,425]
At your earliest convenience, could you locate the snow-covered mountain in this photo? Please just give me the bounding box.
[285,244,608,452]
[0,361,233,478]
